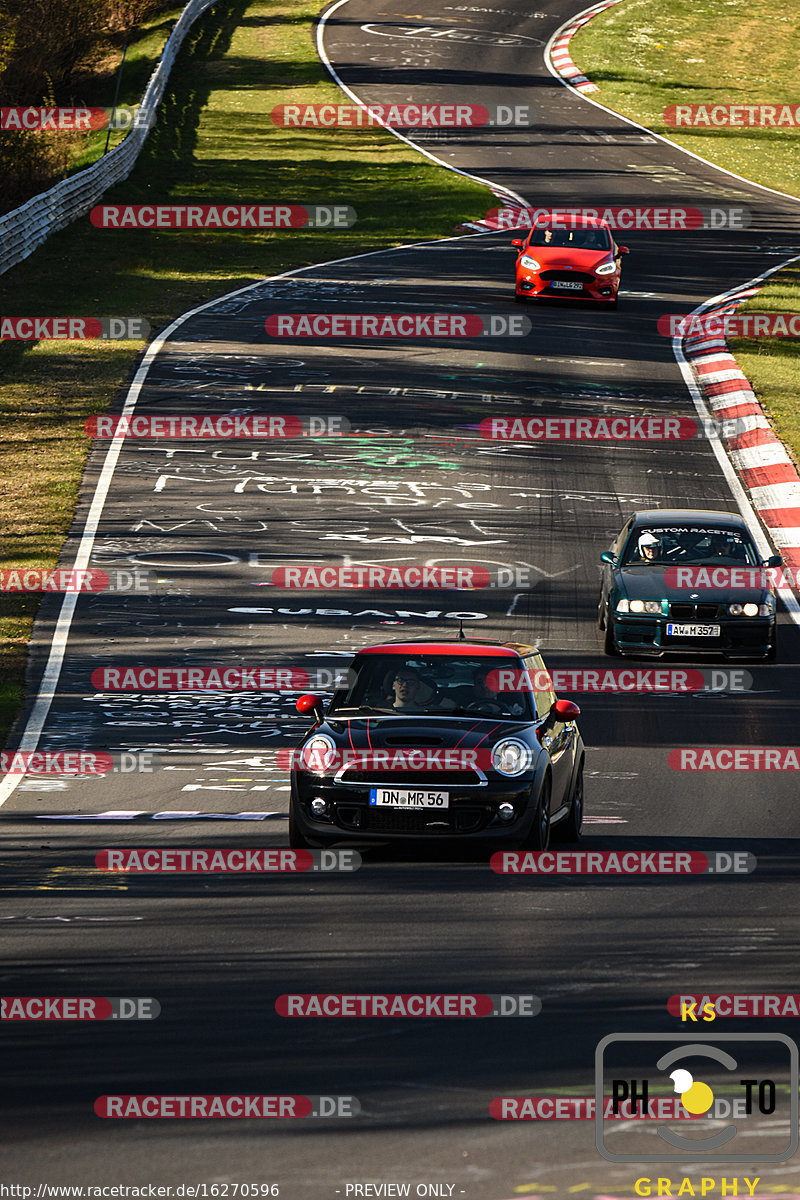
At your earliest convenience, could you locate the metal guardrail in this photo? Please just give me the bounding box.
[0,0,219,276]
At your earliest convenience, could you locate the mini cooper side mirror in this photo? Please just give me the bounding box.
[618,246,630,254]
[511,238,523,247]
[296,693,323,721]
[553,698,581,720]
[600,551,617,565]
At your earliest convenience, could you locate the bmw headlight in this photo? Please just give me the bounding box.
[491,738,533,777]
[616,598,630,613]
[628,599,662,614]
[595,260,618,275]
[300,733,337,774]
[519,255,540,270]
[729,602,761,616]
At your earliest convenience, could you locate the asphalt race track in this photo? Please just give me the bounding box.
[2,0,800,1195]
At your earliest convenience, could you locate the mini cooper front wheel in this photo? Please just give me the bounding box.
[523,777,551,851]
[554,760,583,843]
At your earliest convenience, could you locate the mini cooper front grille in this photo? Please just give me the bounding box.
[363,807,490,834]
[336,768,481,787]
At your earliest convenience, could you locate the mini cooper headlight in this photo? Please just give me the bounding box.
[300,733,337,774]
[491,738,533,776]
[595,260,618,275]
[519,254,541,270]
[616,598,630,613]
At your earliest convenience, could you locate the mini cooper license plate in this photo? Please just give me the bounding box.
[369,788,450,809]
[666,623,721,637]
[551,280,582,291]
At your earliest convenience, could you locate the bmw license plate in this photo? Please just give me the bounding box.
[551,280,582,291]
[666,623,721,637]
[369,788,449,809]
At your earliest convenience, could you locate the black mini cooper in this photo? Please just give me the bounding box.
[287,638,584,850]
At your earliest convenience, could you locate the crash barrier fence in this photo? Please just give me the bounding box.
[0,0,220,277]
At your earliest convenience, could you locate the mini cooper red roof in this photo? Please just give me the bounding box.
[355,641,534,657]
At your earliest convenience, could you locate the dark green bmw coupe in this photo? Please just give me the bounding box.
[598,509,781,660]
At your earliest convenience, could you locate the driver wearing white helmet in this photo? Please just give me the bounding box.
[636,531,662,562]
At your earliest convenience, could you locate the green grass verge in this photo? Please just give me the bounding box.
[729,261,800,466]
[0,0,491,748]
[569,0,800,197]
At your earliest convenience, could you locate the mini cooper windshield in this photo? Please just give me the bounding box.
[328,654,534,720]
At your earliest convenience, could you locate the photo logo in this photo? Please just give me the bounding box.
[1,318,149,340]
[492,851,755,876]
[269,564,532,590]
[659,312,800,338]
[670,747,800,771]
[84,415,348,439]
[490,206,752,231]
[265,314,530,338]
[275,993,540,1017]
[486,667,752,694]
[95,849,360,873]
[595,1033,799,1162]
[669,994,800,1020]
[270,102,534,128]
[90,666,315,692]
[0,569,150,593]
[280,747,506,773]
[677,998,718,1022]
[0,106,150,131]
[95,1094,359,1119]
[1,751,111,776]
[90,205,356,230]
[1,997,159,1020]
[663,566,788,590]
[480,416,696,441]
[668,1066,714,1114]
[664,104,800,127]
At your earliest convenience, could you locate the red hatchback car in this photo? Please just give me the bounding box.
[512,214,628,306]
